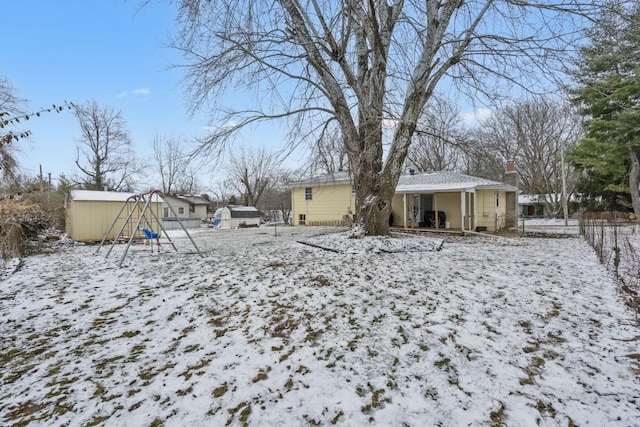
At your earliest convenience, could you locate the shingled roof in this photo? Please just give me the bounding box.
[291,171,516,193]
[396,171,516,193]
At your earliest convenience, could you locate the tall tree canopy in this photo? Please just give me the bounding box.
[172,0,598,235]
[570,2,640,213]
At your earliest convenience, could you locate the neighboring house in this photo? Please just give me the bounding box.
[291,170,518,232]
[66,190,163,242]
[220,205,261,229]
[162,194,191,218]
[519,193,579,219]
[175,194,210,219]
[519,194,547,218]
[161,194,204,229]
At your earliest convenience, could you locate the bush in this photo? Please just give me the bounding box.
[0,200,49,258]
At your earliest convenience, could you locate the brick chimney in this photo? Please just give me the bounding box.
[504,161,518,228]
[504,160,517,188]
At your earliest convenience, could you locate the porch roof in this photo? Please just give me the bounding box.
[396,171,516,194]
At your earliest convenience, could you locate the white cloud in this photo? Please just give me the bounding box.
[116,88,151,98]
[133,88,151,96]
[459,107,493,127]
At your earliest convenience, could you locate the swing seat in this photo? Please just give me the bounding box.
[141,228,159,240]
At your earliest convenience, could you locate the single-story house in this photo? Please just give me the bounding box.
[66,190,163,242]
[162,194,204,229]
[519,193,580,219]
[519,194,547,218]
[220,205,261,229]
[175,194,210,219]
[291,170,518,232]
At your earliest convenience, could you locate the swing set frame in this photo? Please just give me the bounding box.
[97,190,203,267]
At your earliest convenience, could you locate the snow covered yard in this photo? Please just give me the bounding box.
[1,227,639,426]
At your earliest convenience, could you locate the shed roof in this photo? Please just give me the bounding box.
[224,205,261,218]
[70,190,137,202]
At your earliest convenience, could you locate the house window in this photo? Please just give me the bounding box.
[305,187,313,201]
[190,204,195,213]
[163,207,169,218]
[299,214,306,225]
[351,184,355,196]
[496,192,500,207]
[178,207,185,215]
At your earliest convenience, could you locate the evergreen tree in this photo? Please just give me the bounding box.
[570,2,640,213]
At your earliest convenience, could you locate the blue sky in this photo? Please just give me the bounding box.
[1,0,288,190]
[1,1,499,192]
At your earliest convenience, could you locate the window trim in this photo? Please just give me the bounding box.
[305,187,313,201]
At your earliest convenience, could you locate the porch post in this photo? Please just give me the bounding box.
[460,191,465,231]
[403,194,407,229]
[409,193,416,230]
[434,193,439,229]
[472,191,477,231]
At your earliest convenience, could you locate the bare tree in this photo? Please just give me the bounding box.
[152,134,198,193]
[172,0,599,235]
[460,136,506,183]
[257,168,293,224]
[0,77,27,183]
[226,146,279,207]
[209,180,233,208]
[306,127,349,175]
[472,98,581,217]
[406,98,467,172]
[73,100,139,191]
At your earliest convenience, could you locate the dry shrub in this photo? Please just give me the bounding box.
[0,199,49,258]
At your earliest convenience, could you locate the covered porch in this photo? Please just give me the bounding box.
[392,191,477,232]
[391,188,509,233]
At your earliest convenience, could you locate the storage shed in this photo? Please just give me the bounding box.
[65,190,163,242]
[220,205,261,229]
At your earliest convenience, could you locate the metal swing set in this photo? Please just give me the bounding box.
[97,190,203,267]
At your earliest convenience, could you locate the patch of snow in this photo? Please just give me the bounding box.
[0,227,638,426]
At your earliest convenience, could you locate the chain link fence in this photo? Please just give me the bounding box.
[581,211,640,324]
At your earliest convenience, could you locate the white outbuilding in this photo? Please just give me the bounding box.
[220,205,261,229]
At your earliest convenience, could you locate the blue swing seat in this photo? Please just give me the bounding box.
[141,228,159,239]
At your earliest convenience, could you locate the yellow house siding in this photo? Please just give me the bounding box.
[433,192,461,228]
[290,173,515,232]
[475,189,508,232]
[391,195,405,226]
[292,183,355,225]
[192,205,207,219]
[67,200,163,242]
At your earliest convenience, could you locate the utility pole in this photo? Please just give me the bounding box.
[39,164,44,193]
[561,143,568,226]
